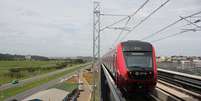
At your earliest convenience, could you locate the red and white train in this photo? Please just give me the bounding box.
[102,40,157,93]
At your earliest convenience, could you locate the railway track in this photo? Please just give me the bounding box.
[101,64,201,101]
[125,93,160,101]
[158,68,201,101]
[154,80,201,101]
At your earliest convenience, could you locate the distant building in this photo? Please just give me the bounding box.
[157,56,171,62]
[180,60,191,64]
[171,56,188,63]
[193,59,201,67]
[25,55,31,60]
[160,56,166,62]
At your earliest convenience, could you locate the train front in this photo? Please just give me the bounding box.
[117,41,157,93]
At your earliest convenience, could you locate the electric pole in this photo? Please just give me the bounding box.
[92,1,101,101]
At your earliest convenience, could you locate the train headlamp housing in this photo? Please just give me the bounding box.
[135,72,139,76]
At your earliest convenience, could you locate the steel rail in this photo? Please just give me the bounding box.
[158,68,201,95]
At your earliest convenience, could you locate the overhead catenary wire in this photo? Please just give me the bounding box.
[100,13,130,17]
[150,26,201,43]
[111,17,131,47]
[100,15,130,31]
[194,19,201,23]
[111,0,150,47]
[150,30,189,43]
[118,0,170,42]
[100,0,150,32]
[141,10,201,40]
[106,26,131,31]
[180,16,201,28]
[181,28,201,31]
[180,18,201,27]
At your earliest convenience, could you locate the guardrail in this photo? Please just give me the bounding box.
[101,64,126,101]
[158,68,201,96]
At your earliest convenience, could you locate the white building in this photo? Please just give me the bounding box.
[25,55,32,60]
[193,60,201,67]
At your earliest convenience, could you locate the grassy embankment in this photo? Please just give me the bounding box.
[53,75,80,92]
[0,60,69,84]
[94,71,100,101]
[0,63,88,101]
[83,70,100,101]
[83,71,93,85]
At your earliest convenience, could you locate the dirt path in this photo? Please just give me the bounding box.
[77,72,92,101]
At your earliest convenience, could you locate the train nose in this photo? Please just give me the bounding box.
[128,71,154,80]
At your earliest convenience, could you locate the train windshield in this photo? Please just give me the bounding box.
[124,52,152,69]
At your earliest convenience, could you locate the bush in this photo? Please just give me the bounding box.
[9,68,20,73]
[5,71,25,78]
[27,67,37,72]
[54,62,68,69]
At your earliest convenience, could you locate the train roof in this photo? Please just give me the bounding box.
[121,40,152,51]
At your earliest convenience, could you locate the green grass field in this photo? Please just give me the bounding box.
[0,60,65,84]
[0,63,88,101]
[53,82,78,92]
[0,60,60,69]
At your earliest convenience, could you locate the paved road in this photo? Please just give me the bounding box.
[0,64,89,91]
[5,65,91,101]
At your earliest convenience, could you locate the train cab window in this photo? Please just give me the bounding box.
[124,52,152,70]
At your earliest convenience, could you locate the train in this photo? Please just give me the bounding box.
[102,40,157,93]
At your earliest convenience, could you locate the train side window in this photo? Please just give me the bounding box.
[115,52,118,76]
[113,54,115,68]
[112,53,116,76]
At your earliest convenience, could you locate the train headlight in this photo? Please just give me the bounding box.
[140,72,144,75]
[135,72,139,75]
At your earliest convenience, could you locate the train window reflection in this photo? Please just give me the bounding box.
[124,52,152,69]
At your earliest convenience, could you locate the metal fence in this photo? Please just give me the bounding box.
[158,62,201,76]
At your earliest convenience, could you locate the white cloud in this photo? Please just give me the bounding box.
[0,0,200,57]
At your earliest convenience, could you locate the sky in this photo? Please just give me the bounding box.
[0,0,201,57]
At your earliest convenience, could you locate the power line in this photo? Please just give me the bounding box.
[106,26,131,31]
[150,30,192,43]
[111,0,150,47]
[180,16,201,28]
[176,19,201,28]
[100,13,129,17]
[100,15,129,31]
[191,16,201,18]
[129,0,150,17]
[100,0,150,32]
[194,19,201,23]
[111,17,131,47]
[150,26,201,43]
[141,10,201,40]
[181,28,201,31]
[118,0,170,42]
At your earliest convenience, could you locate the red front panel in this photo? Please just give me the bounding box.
[152,46,157,82]
[103,41,157,93]
[115,43,157,92]
[115,43,129,87]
